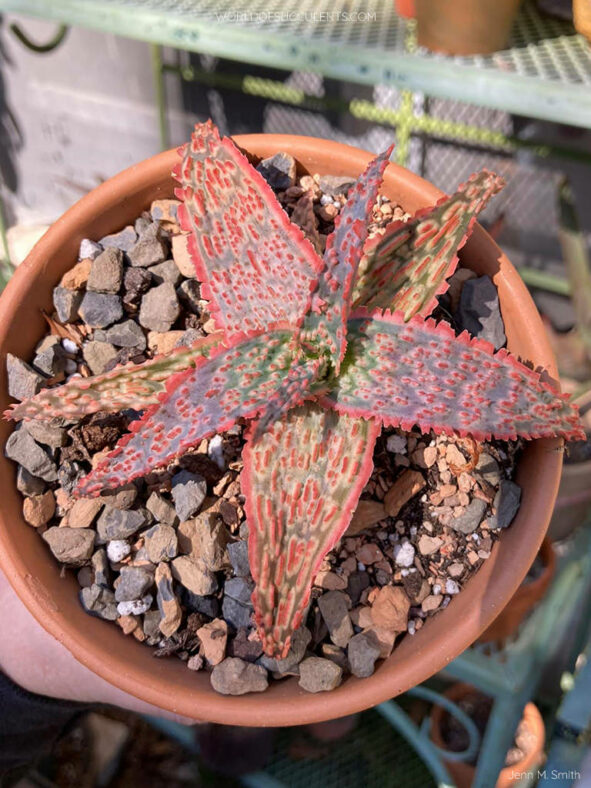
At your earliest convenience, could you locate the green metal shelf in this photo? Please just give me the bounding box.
[2,0,591,128]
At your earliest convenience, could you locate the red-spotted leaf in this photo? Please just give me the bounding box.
[322,310,585,442]
[76,328,321,497]
[243,404,379,658]
[353,171,505,320]
[4,334,223,423]
[300,146,393,370]
[174,121,323,335]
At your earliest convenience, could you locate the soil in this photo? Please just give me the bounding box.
[4,156,522,694]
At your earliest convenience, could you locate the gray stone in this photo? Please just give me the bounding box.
[53,286,83,323]
[211,658,268,696]
[171,555,217,595]
[80,584,118,620]
[115,565,154,602]
[104,319,146,350]
[79,292,123,328]
[106,540,130,564]
[347,571,370,605]
[57,460,84,493]
[150,259,182,286]
[123,267,152,306]
[256,152,297,191]
[99,225,137,253]
[456,275,506,350]
[177,280,201,313]
[143,608,162,642]
[16,466,46,496]
[490,480,522,529]
[43,527,95,564]
[99,484,138,511]
[171,469,207,521]
[146,492,177,525]
[155,562,182,636]
[96,506,147,542]
[92,548,110,586]
[225,577,255,606]
[32,337,67,377]
[318,174,356,196]
[6,354,45,400]
[176,328,204,348]
[135,215,153,238]
[182,512,229,571]
[449,499,488,534]
[475,452,501,486]
[117,595,153,617]
[228,540,250,577]
[82,340,118,374]
[24,420,67,449]
[298,657,343,693]
[144,524,178,563]
[180,588,220,618]
[139,282,180,332]
[347,631,381,678]
[87,247,124,293]
[79,238,103,260]
[260,626,311,674]
[5,428,58,481]
[318,591,354,648]
[127,234,168,267]
[222,595,253,631]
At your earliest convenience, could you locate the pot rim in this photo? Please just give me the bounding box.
[0,134,563,725]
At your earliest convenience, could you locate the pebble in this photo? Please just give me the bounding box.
[24,420,67,449]
[61,259,92,290]
[228,540,250,577]
[150,259,182,286]
[5,428,58,481]
[256,152,297,190]
[260,626,311,674]
[53,287,83,323]
[298,657,343,693]
[384,469,426,518]
[208,434,225,469]
[143,524,178,563]
[150,199,179,227]
[61,338,78,354]
[171,555,217,595]
[171,470,207,521]
[99,225,137,253]
[42,526,95,565]
[347,631,381,678]
[456,275,506,350]
[127,234,168,268]
[171,234,194,278]
[448,562,464,578]
[187,654,204,671]
[117,595,153,617]
[106,540,131,563]
[177,280,201,313]
[445,579,460,595]
[80,584,118,620]
[422,594,443,613]
[146,492,177,526]
[16,467,46,496]
[394,541,415,567]
[82,341,118,375]
[139,282,180,333]
[347,500,387,535]
[7,354,45,401]
[79,292,123,328]
[490,480,521,528]
[211,657,268,695]
[475,453,501,486]
[318,591,353,648]
[79,238,103,260]
[222,595,254,631]
[104,319,146,350]
[87,248,124,293]
[418,534,443,556]
[23,490,56,526]
[115,566,154,602]
[96,506,147,542]
[228,629,264,663]
[386,434,406,454]
[347,571,370,605]
[371,586,410,631]
[32,338,67,377]
[197,618,228,666]
[356,543,383,565]
[317,174,355,196]
[123,267,152,306]
[91,549,110,586]
[155,562,182,637]
[449,499,487,534]
[100,485,138,511]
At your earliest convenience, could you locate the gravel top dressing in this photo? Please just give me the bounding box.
[4,153,523,695]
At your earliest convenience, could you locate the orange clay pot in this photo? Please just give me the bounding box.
[395,0,416,19]
[479,538,555,643]
[430,683,545,788]
[416,0,521,55]
[0,135,564,725]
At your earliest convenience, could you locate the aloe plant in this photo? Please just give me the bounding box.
[6,121,584,659]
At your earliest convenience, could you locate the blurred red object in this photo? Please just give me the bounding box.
[395,0,416,19]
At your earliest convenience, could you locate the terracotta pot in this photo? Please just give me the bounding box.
[395,0,416,19]
[479,538,555,643]
[0,135,563,725]
[416,0,521,55]
[548,390,591,542]
[430,683,545,788]
[574,0,591,42]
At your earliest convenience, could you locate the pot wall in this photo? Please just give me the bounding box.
[0,135,563,725]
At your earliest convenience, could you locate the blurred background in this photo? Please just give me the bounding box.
[1,1,591,786]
